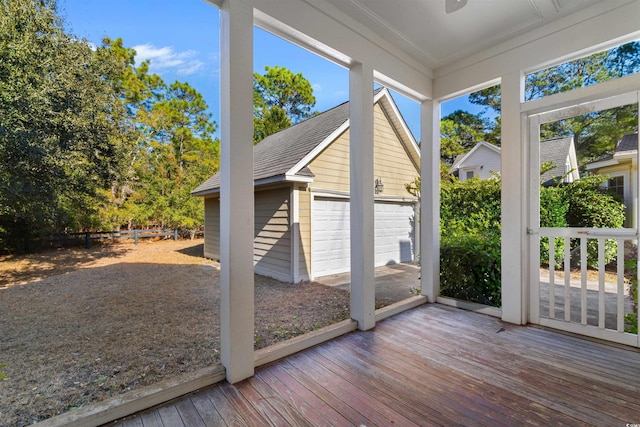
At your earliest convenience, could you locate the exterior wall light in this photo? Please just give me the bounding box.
[375,177,384,194]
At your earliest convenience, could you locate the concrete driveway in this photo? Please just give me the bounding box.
[315,262,421,305]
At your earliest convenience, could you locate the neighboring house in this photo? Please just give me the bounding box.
[450,141,501,181]
[450,137,579,186]
[192,88,420,282]
[585,133,638,227]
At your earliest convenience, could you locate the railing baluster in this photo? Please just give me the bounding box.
[549,237,555,319]
[617,239,625,333]
[580,237,587,325]
[564,236,571,322]
[598,238,605,329]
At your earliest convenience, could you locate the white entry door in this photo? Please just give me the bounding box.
[311,198,415,278]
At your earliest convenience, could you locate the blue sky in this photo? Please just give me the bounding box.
[59,0,487,140]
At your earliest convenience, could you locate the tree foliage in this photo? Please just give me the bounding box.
[98,40,219,235]
[253,65,316,143]
[440,110,499,165]
[0,0,123,251]
[469,41,640,163]
[0,1,219,252]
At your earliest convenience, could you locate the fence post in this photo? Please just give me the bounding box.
[174,229,178,241]
[134,230,138,245]
[85,232,91,249]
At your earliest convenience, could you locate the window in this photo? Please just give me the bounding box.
[608,175,624,200]
[466,170,474,180]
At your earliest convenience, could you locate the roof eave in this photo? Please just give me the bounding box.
[585,158,619,170]
[614,150,637,161]
[192,174,314,197]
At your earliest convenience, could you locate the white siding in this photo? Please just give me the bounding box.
[458,145,501,181]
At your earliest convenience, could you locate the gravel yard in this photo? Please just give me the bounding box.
[0,239,351,426]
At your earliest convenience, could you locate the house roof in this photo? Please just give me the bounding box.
[449,137,577,184]
[192,88,419,196]
[585,133,638,171]
[539,137,575,185]
[449,141,500,172]
[616,132,638,154]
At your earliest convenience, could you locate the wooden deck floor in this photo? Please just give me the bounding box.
[111,304,640,426]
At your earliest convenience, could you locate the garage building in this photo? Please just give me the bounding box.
[192,88,420,282]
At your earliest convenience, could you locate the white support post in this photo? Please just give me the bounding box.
[349,62,375,331]
[219,0,254,383]
[501,71,527,325]
[291,185,300,283]
[420,99,440,302]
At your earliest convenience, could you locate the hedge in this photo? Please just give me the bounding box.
[438,174,626,307]
[440,233,501,307]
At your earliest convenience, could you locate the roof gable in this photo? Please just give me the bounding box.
[450,141,500,171]
[192,88,419,196]
[450,137,579,184]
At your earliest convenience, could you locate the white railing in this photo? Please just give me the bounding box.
[538,227,638,346]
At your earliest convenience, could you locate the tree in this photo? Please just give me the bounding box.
[0,0,123,251]
[98,40,219,235]
[253,65,316,143]
[0,1,220,252]
[470,41,640,163]
[141,81,219,235]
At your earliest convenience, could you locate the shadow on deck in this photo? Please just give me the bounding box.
[110,304,640,426]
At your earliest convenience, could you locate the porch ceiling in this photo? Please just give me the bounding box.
[321,0,613,70]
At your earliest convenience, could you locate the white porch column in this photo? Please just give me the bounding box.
[349,62,375,331]
[501,71,527,325]
[420,99,440,302]
[290,184,300,282]
[219,0,254,383]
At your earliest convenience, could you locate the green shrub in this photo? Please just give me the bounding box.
[440,233,501,307]
[539,185,568,265]
[440,177,501,237]
[439,177,502,306]
[563,175,625,268]
[434,173,625,308]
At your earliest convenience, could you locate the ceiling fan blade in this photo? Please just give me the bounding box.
[445,0,468,14]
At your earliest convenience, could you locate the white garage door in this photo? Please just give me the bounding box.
[311,198,415,278]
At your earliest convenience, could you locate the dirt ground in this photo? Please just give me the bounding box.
[0,239,351,427]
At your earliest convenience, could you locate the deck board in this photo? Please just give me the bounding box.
[137,410,164,427]
[188,392,225,426]
[112,304,640,427]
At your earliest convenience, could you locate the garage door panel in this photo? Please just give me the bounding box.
[312,198,414,278]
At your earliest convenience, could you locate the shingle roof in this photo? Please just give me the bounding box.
[540,137,573,185]
[585,133,638,169]
[615,133,638,153]
[192,101,350,195]
[193,89,394,196]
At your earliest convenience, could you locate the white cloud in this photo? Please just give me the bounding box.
[312,83,323,92]
[133,44,204,76]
